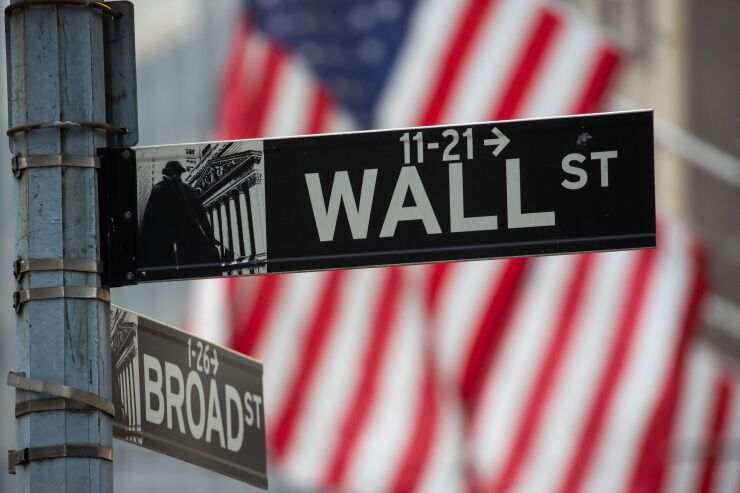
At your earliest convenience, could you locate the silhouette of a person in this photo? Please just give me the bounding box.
[139,160,222,278]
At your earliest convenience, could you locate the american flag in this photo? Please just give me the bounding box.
[189,0,740,491]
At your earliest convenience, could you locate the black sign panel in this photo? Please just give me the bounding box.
[102,110,654,285]
[110,306,267,488]
[266,110,654,272]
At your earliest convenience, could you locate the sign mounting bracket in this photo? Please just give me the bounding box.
[98,147,138,287]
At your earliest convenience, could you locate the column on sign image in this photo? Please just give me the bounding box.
[132,360,141,434]
[117,372,126,425]
[223,190,238,262]
[207,196,231,269]
[232,188,247,261]
[127,360,135,429]
[205,186,257,263]
[248,177,266,258]
[240,181,257,262]
[116,345,141,440]
[123,363,130,425]
[127,364,135,428]
[215,201,226,260]
[209,206,221,259]
[219,196,233,261]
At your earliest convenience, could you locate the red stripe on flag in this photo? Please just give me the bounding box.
[557,249,657,493]
[491,7,563,120]
[696,372,735,493]
[461,258,529,414]
[270,270,345,457]
[231,276,282,356]
[217,18,251,139]
[243,42,286,138]
[307,86,332,135]
[391,352,439,493]
[626,240,707,492]
[427,263,452,312]
[571,45,621,115]
[418,0,499,126]
[492,254,594,492]
[323,268,403,489]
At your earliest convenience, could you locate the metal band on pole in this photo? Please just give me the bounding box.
[5,1,121,19]
[11,155,99,178]
[7,372,115,417]
[8,445,113,474]
[15,398,102,417]
[7,120,127,137]
[13,286,110,312]
[13,258,103,280]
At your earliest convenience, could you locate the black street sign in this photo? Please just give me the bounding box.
[110,306,267,488]
[101,110,655,286]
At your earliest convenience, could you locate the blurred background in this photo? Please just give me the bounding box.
[1,0,738,492]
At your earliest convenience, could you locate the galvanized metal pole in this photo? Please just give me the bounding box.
[7,2,112,491]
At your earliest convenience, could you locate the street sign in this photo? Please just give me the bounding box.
[101,110,655,286]
[110,306,267,488]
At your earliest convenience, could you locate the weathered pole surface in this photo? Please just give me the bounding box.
[7,1,112,491]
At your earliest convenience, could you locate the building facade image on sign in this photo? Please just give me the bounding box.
[134,141,268,281]
[110,306,268,488]
[104,110,655,286]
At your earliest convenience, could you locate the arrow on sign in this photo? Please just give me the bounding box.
[483,127,510,156]
[210,349,219,376]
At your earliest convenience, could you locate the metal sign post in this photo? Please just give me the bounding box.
[101,110,655,286]
[5,1,136,491]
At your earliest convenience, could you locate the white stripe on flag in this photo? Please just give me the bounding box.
[187,278,230,345]
[326,104,358,134]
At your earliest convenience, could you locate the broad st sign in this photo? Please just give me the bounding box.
[100,110,654,285]
[110,306,267,488]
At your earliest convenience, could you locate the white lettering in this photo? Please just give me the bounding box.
[305,169,377,241]
[164,361,186,433]
[186,370,205,439]
[253,394,263,430]
[380,166,441,237]
[225,384,244,452]
[448,162,497,232]
[561,153,587,190]
[205,379,226,448]
[244,393,254,427]
[591,150,617,187]
[142,356,263,448]
[143,354,164,425]
[506,158,555,229]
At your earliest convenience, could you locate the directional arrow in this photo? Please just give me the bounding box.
[210,348,219,375]
[483,127,510,156]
